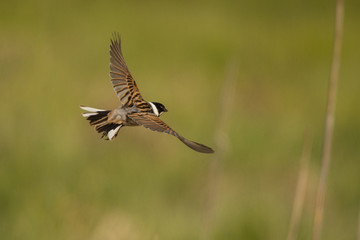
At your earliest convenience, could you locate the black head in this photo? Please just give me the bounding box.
[150,102,168,116]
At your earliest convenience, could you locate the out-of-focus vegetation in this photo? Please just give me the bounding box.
[1,0,359,239]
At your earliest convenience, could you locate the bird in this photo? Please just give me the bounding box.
[80,34,214,154]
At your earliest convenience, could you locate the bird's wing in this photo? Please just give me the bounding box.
[128,113,214,153]
[109,34,150,110]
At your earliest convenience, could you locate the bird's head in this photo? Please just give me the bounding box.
[149,102,168,117]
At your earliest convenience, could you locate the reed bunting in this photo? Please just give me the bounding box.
[80,34,214,153]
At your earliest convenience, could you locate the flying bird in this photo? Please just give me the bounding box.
[80,34,214,154]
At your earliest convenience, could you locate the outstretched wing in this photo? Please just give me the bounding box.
[109,34,149,109]
[128,112,179,136]
[128,113,214,153]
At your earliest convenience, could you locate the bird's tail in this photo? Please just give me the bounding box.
[80,105,122,140]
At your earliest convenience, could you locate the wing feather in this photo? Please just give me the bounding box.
[128,113,214,153]
[109,34,150,110]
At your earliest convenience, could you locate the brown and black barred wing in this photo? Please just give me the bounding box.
[128,113,214,153]
[109,34,150,111]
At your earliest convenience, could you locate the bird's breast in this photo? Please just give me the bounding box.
[111,106,140,126]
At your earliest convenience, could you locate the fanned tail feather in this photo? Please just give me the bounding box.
[80,105,122,140]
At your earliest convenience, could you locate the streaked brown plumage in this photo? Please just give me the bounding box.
[80,33,214,154]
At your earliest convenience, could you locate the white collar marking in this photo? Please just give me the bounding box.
[149,102,159,116]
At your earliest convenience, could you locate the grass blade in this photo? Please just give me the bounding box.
[312,1,344,239]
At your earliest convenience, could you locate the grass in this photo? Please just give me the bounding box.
[313,1,344,239]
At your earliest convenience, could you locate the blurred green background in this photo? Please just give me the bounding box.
[1,0,360,239]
